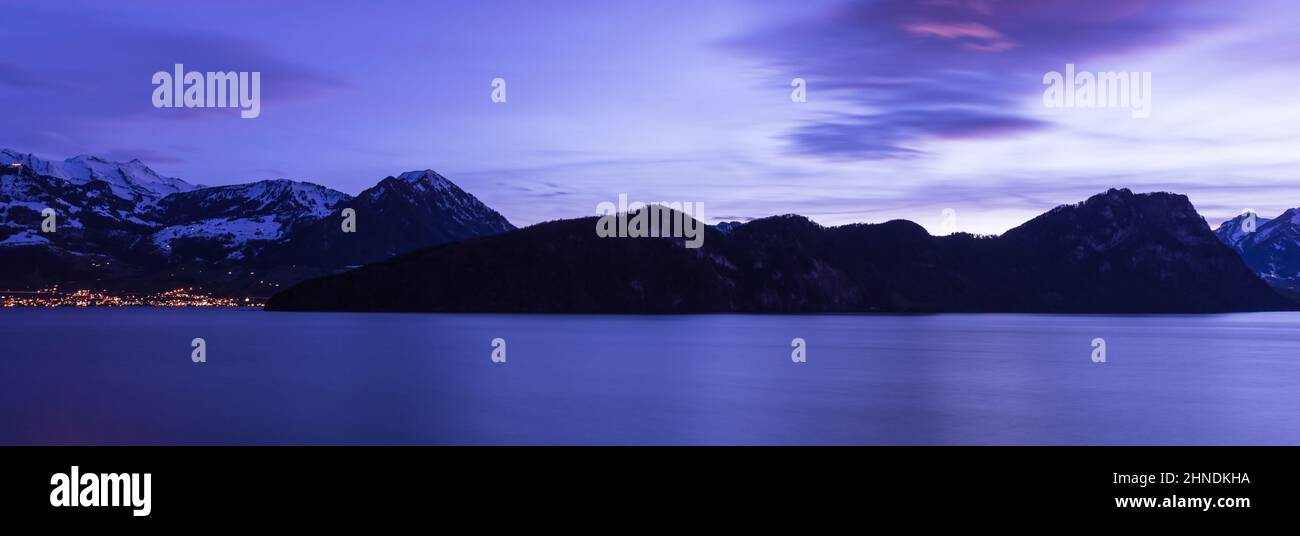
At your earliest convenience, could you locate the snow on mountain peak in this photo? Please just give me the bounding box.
[174,178,350,221]
[4,149,517,276]
[1,148,64,177]
[1214,212,1273,247]
[239,179,350,218]
[1216,206,1300,292]
[1,149,201,200]
[396,170,454,191]
[62,154,201,199]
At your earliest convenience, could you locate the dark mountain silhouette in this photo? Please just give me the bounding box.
[267,189,1294,313]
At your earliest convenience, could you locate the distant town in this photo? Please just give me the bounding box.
[0,287,262,308]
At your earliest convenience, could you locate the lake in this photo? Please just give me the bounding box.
[1,308,1298,445]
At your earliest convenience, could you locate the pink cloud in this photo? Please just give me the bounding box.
[902,20,1017,52]
[903,21,1004,40]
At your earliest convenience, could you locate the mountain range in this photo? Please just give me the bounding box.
[0,149,513,296]
[1215,208,1300,298]
[5,147,1297,313]
[267,189,1295,313]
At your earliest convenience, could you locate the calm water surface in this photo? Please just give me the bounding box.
[1,308,1298,445]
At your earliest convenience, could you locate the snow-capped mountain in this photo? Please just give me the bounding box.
[64,155,201,199]
[1,149,66,177]
[1,149,202,202]
[363,170,513,236]
[1214,211,1272,248]
[258,170,514,269]
[0,163,153,251]
[0,149,515,296]
[1216,208,1300,291]
[150,179,352,260]
[156,179,349,224]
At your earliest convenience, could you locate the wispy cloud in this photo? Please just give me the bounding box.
[727,0,1221,159]
[0,5,349,157]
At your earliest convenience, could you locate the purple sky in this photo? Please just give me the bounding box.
[3,0,1298,234]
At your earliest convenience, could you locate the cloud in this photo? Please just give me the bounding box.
[727,0,1220,159]
[788,109,1046,159]
[0,6,349,154]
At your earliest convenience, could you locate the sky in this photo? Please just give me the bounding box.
[2,0,1298,234]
